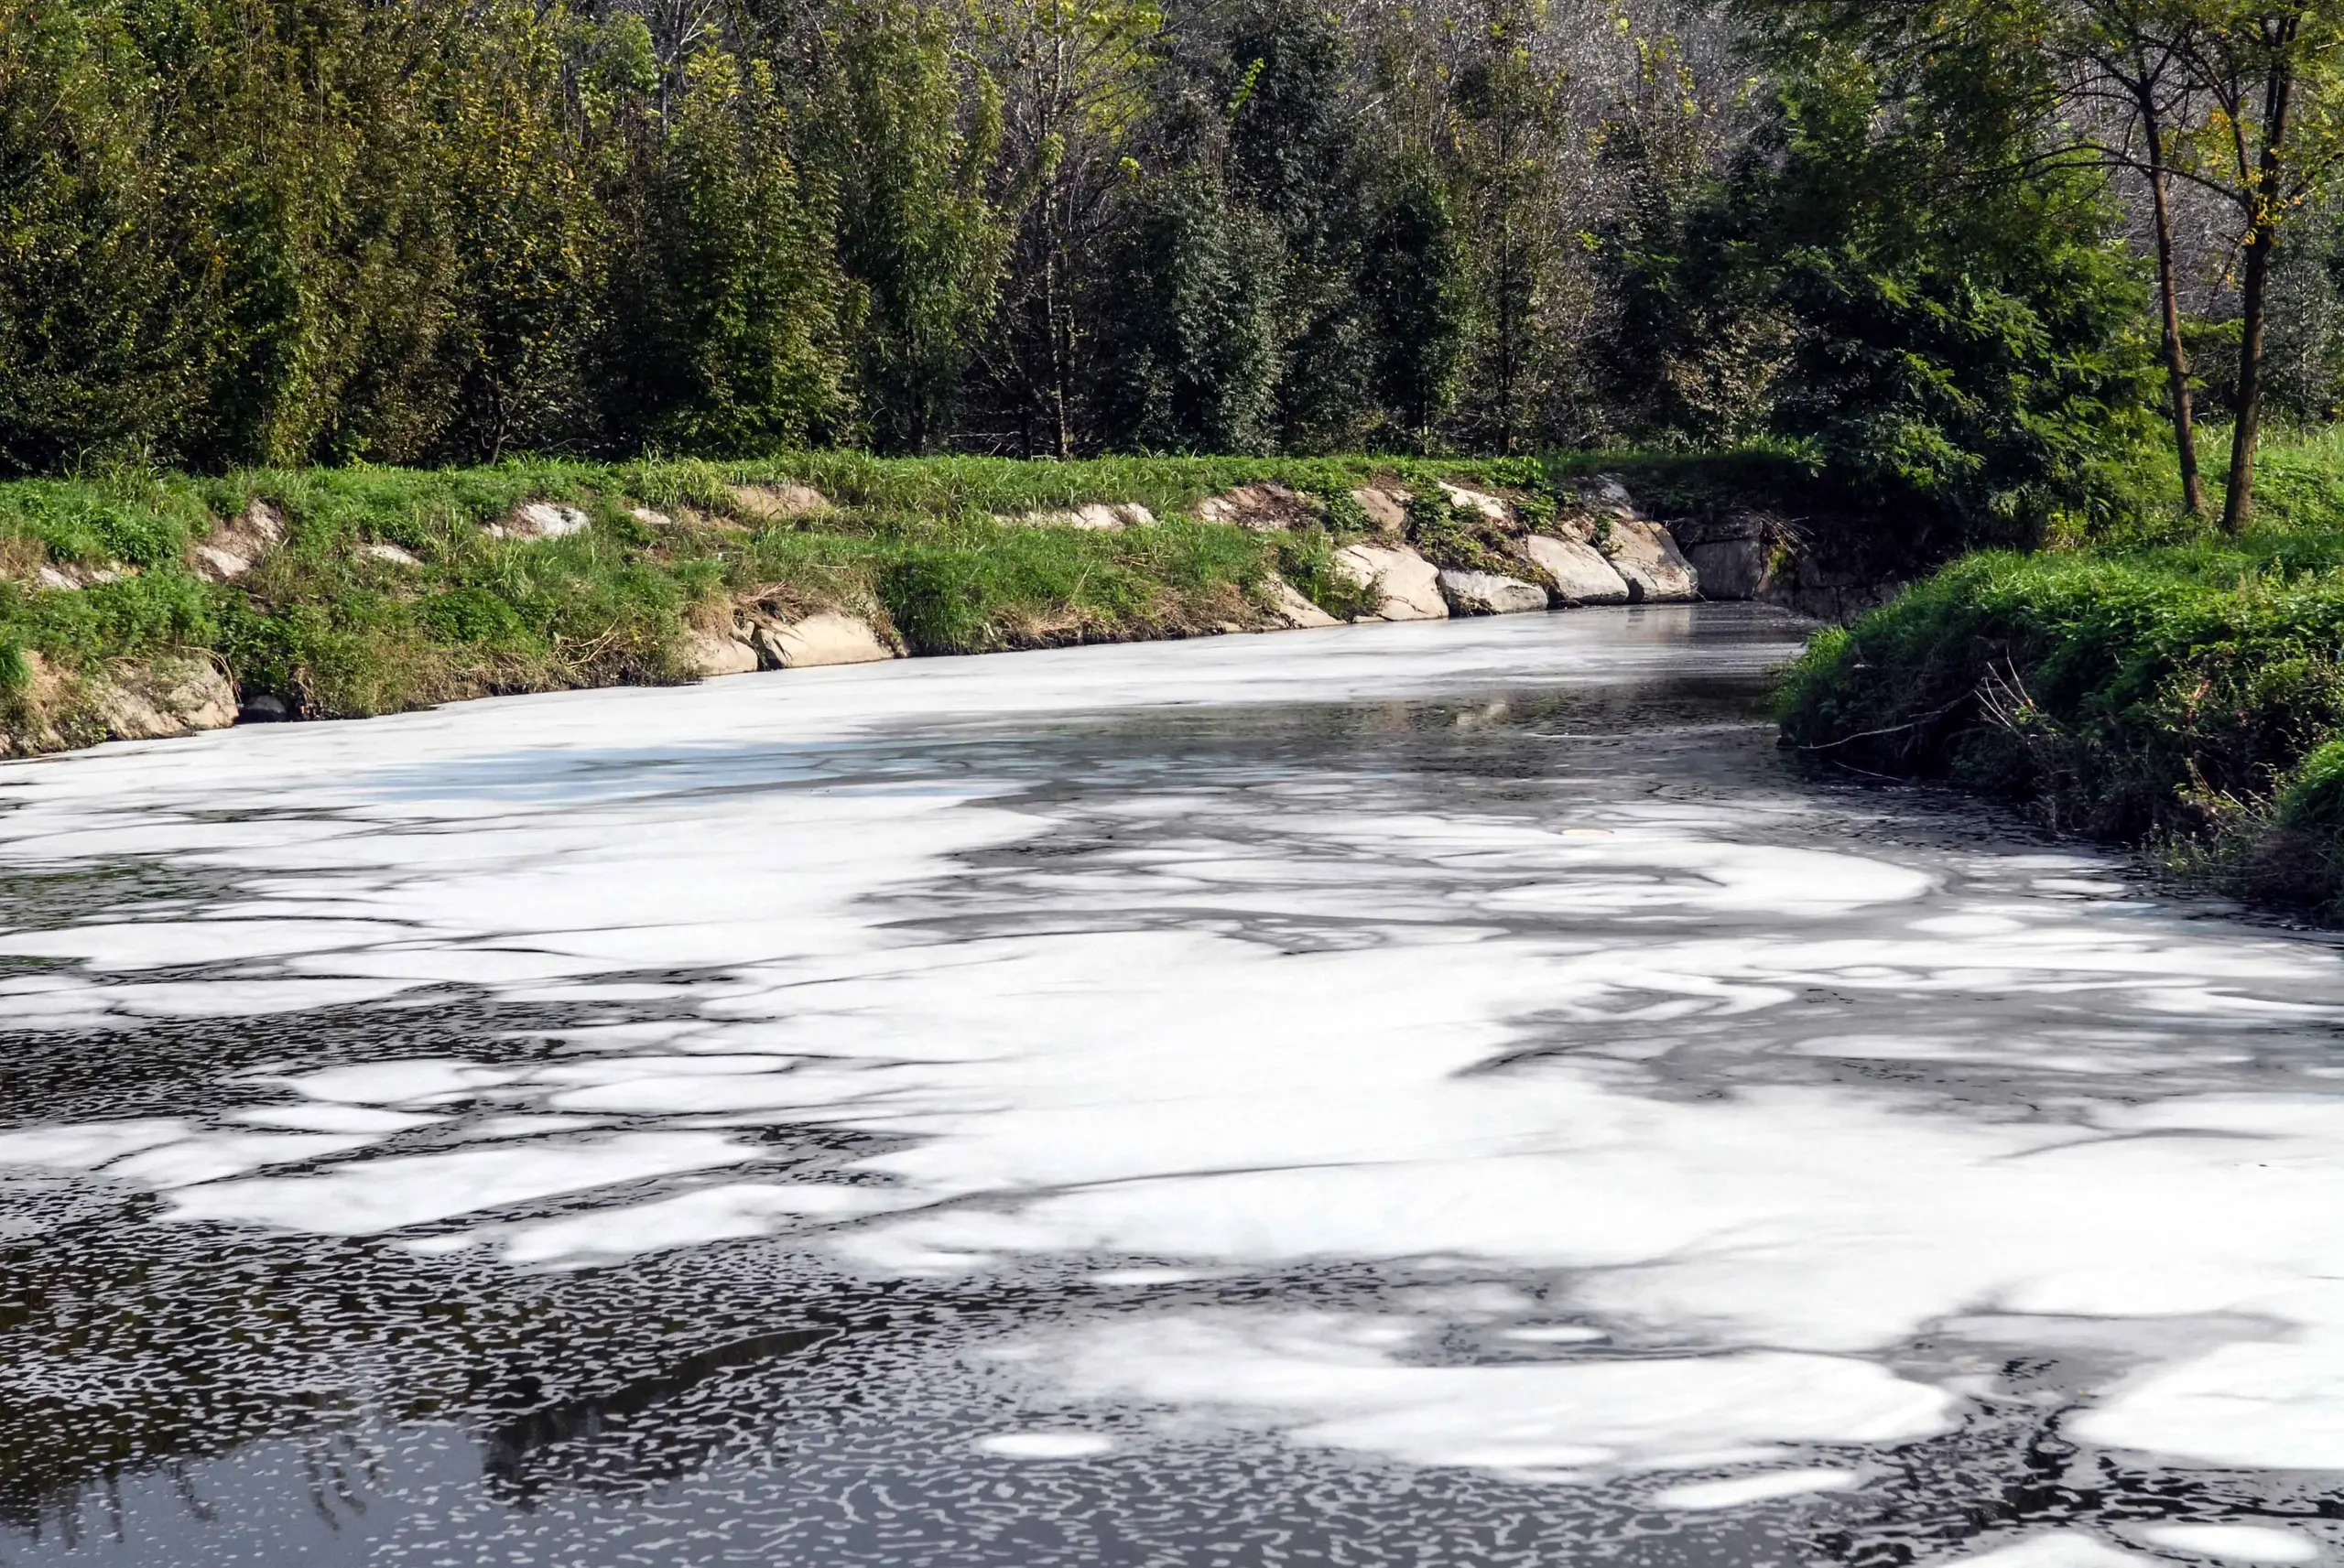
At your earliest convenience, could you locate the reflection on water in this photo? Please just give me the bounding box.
[0,608,2339,1565]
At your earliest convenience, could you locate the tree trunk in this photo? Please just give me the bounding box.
[2139,92,2202,516]
[2222,50,2295,535]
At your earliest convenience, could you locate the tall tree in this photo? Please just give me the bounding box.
[2175,5,2344,530]
[1365,152,1470,449]
[818,0,1010,451]
[976,0,1160,456]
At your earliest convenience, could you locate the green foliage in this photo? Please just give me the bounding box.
[1364,155,1470,449]
[602,49,848,455]
[1099,172,1283,453]
[1654,47,2155,557]
[1781,432,2344,917]
[822,0,1009,452]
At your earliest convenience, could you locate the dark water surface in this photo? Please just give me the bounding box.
[1,608,2339,1566]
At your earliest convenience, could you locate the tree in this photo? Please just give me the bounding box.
[975,0,1160,456]
[600,43,848,454]
[817,0,1010,451]
[1364,153,1470,449]
[2172,5,2344,530]
[1097,169,1281,451]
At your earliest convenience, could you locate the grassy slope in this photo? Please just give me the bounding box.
[1779,427,2344,921]
[2,451,1684,755]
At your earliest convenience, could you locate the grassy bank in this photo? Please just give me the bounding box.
[6,450,1738,757]
[1780,427,2344,923]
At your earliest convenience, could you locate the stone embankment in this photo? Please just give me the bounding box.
[4,470,1818,755]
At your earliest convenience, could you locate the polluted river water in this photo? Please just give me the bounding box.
[0,604,2339,1566]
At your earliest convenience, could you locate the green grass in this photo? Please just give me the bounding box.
[6,449,1737,757]
[1779,425,2344,922]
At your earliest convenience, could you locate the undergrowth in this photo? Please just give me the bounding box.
[1779,426,2344,924]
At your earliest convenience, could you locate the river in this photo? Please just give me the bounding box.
[0,605,2338,1566]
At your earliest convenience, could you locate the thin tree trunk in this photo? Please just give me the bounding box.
[2223,49,2295,535]
[2139,90,2202,516]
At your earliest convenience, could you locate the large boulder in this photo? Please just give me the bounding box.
[727,483,830,524]
[191,499,287,582]
[1263,576,1339,630]
[1438,568,1547,616]
[1519,535,1630,606]
[1333,543,1448,622]
[1666,514,1779,601]
[1011,503,1155,530]
[1350,485,1410,531]
[1604,517,1699,602]
[488,502,590,540]
[1437,481,1513,523]
[752,612,895,669]
[92,656,238,741]
[682,627,760,677]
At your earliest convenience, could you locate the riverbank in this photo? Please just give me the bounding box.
[0,451,1821,761]
[1779,428,2344,924]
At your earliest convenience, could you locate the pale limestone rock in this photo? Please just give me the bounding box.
[193,545,253,581]
[1437,481,1513,523]
[1195,483,1316,528]
[1605,516,1699,602]
[357,543,420,567]
[1333,543,1448,621]
[92,656,238,741]
[489,503,590,540]
[754,612,894,669]
[1438,568,1548,616]
[1520,535,1630,606]
[1264,576,1338,630]
[631,507,675,528]
[683,628,760,677]
[35,562,127,590]
[727,482,830,523]
[1351,485,1410,531]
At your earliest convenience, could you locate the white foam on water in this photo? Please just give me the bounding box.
[165,1132,756,1235]
[1647,1467,1861,1509]
[2131,1525,2321,1563]
[972,1433,1118,1460]
[1949,1535,2157,1567]
[1053,1311,1948,1482]
[4,615,2343,1488]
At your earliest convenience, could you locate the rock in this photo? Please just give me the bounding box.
[190,499,287,582]
[1520,535,1631,606]
[727,483,830,524]
[751,611,894,669]
[682,627,760,677]
[1351,485,1410,531]
[1438,568,1548,616]
[92,656,238,741]
[33,562,129,591]
[1333,543,1448,621]
[356,542,420,567]
[1604,517,1700,602]
[193,545,254,580]
[1002,503,1155,530]
[1666,513,1780,601]
[488,502,590,541]
[1195,482,1318,529]
[1573,473,1634,509]
[239,693,291,723]
[1264,576,1339,630]
[630,507,675,528]
[1437,481,1513,523]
